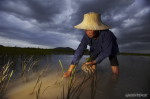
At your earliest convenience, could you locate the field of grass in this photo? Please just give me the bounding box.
[0,46,89,55]
[119,52,150,57]
[0,46,150,56]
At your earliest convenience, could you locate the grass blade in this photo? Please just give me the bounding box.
[4,70,13,91]
[59,60,64,74]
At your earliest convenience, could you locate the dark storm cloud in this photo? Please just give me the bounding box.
[0,0,74,33]
[0,0,150,52]
[70,0,139,41]
[0,0,74,48]
[70,0,135,26]
[0,0,65,23]
[70,0,150,53]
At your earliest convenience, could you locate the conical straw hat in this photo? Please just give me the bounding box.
[74,12,111,30]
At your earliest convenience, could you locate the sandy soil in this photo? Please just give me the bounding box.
[3,67,112,99]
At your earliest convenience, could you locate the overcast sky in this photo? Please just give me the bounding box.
[0,0,150,53]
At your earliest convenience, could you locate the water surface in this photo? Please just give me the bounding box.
[1,54,150,99]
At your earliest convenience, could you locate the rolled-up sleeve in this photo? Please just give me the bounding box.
[94,32,115,64]
[71,34,88,65]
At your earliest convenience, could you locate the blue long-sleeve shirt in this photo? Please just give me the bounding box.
[71,29,119,65]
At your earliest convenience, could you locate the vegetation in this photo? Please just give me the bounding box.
[0,46,89,55]
[0,61,13,99]
[31,67,48,94]
[57,60,100,99]
[119,52,150,56]
[0,46,150,57]
[0,55,49,99]
[0,45,150,99]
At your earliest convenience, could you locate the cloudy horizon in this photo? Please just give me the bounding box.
[0,0,150,53]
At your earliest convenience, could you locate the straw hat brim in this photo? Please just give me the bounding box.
[74,12,111,30]
[74,24,111,30]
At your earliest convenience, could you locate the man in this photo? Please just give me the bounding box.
[63,12,119,77]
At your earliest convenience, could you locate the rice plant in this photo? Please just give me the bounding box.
[31,67,47,94]
[26,60,43,82]
[55,64,60,84]
[58,60,65,91]
[0,61,13,99]
[58,60,92,99]
[21,55,43,82]
[58,60,101,99]
[91,72,100,99]
[66,75,91,99]
[40,86,51,99]
[21,56,33,81]
[35,80,51,99]
[36,81,42,99]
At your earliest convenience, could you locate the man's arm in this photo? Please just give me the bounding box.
[63,34,88,77]
[94,32,116,64]
[71,34,88,65]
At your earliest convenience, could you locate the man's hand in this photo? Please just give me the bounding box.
[86,61,97,73]
[63,64,75,78]
[63,71,72,77]
[85,61,96,65]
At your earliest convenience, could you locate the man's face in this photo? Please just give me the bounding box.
[85,30,95,38]
[85,30,99,38]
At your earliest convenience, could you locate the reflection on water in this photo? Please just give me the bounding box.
[1,54,150,99]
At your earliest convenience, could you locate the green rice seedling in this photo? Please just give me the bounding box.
[43,64,49,77]
[4,70,13,91]
[55,65,60,84]
[63,84,65,99]
[59,60,78,88]
[40,86,51,99]
[27,61,37,74]
[61,61,101,99]
[26,61,36,81]
[26,60,42,82]
[0,61,13,89]
[68,75,91,99]
[35,80,51,99]
[60,84,65,99]
[0,61,13,99]
[21,62,27,81]
[31,67,47,94]
[21,57,29,80]
[25,55,33,63]
[57,60,67,98]
[58,60,92,99]
[35,60,40,67]
[59,60,64,74]
[91,73,100,99]
[36,81,42,99]
[58,60,75,94]
[58,77,64,92]
[68,72,100,99]
[58,60,65,92]
[57,64,60,76]
[65,61,89,99]
[21,55,39,82]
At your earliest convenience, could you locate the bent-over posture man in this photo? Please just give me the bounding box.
[63,12,119,77]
